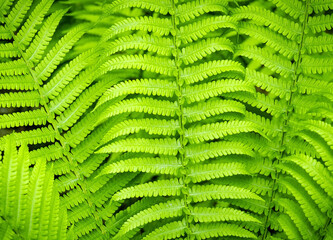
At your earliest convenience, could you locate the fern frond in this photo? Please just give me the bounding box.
[47,65,109,114]
[105,0,172,15]
[185,121,262,144]
[189,184,263,202]
[102,55,176,76]
[180,37,233,65]
[178,16,236,44]
[191,206,260,223]
[55,78,114,131]
[191,222,257,239]
[142,220,186,240]
[297,75,332,94]
[105,197,165,236]
[186,141,254,163]
[278,176,327,230]
[16,0,53,46]
[97,79,177,108]
[0,91,40,107]
[25,8,67,64]
[103,16,173,42]
[277,160,332,213]
[188,162,249,183]
[5,0,32,32]
[310,0,333,13]
[183,79,253,103]
[303,120,333,147]
[97,138,180,155]
[0,42,19,58]
[281,154,333,199]
[0,75,35,90]
[34,24,88,82]
[41,49,97,99]
[0,126,56,147]
[238,22,298,59]
[62,105,119,149]
[30,143,63,164]
[106,35,175,56]
[100,157,181,175]
[218,175,273,195]
[0,138,66,239]
[301,55,333,74]
[181,60,244,84]
[232,6,302,40]
[0,0,14,21]
[97,97,178,125]
[235,45,294,77]
[0,59,28,76]
[101,119,179,144]
[307,14,333,33]
[297,131,333,172]
[276,213,303,239]
[1,0,331,239]
[304,35,333,54]
[116,199,185,238]
[0,108,47,129]
[176,0,227,23]
[245,69,292,100]
[226,91,286,115]
[270,0,306,19]
[112,179,183,201]
[275,198,316,239]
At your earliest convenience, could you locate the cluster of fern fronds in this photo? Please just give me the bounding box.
[0,0,332,239]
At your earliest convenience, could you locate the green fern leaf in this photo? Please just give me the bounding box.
[105,0,172,15]
[106,35,174,56]
[178,16,236,43]
[112,178,183,201]
[103,16,173,42]
[102,55,176,76]
[97,79,177,108]
[0,109,48,128]
[116,199,185,237]
[97,97,178,125]
[189,184,263,202]
[301,55,333,74]
[101,119,179,144]
[99,157,181,175]
[188,162,249,183]
[181,60,244,84]
[307,14,333,33]
[191,222,257,239]
[97,138,181,156]
[232,6,302,39]
[191,206,260,223]
[142,220,186,240]
[185,141,254,163]
[183,79,253,103]
[185,121,262,144]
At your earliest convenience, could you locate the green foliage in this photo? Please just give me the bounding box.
[0,0,332,239]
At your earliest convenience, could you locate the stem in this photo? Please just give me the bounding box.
[170,0,191,238]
